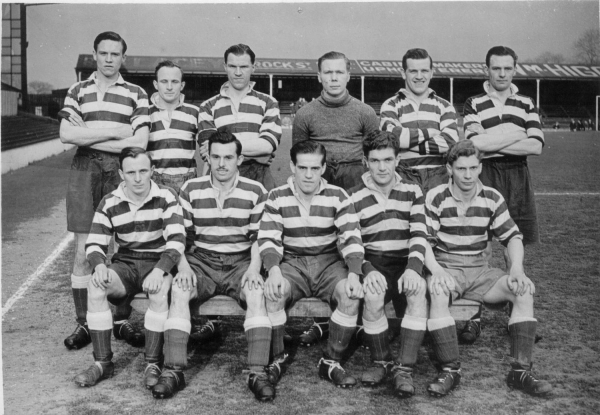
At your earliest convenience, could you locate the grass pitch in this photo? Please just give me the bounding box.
[2,130,599,414]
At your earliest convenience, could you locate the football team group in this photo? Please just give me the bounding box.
[58,31,552,402]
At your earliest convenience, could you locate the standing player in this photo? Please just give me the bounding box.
[148,60,199,193]
[259,141,365,390]
[59,31,150,350]
[151,132,275,402]
[422,140,552,397]
[380,48,459,194]
[348,130,429,396]
[74,147,185,388]
[292,51,379,345]
[463,46,543,344]
[198,43,282,191]
[293,51,379,190]
[196,44,282,341]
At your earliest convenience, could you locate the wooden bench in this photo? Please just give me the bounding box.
[131,294,480,321]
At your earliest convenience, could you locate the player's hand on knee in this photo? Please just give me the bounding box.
[92,264,110,290]
[174,267,197,292]
[363,271,387,295]
[466,123,485,134]
[508,270,535,296]
[399,269,424,297]
[241,267,264,291]
[427,270,454,297]
[143,268,166,295]
[346,273,364,300]
[265,267,284,302]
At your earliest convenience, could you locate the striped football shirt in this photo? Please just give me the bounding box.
[349,172,428,275]
[197,82,282,164]
[148,93,199,175]
[425,180,523,256]
[463,82,544,158]
[380,88,459,168]
[179,174,267,255]
[258,177,365,275]
[86,181,186,273]
[58,72,150,142]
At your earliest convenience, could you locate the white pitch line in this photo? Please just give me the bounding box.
[2,232,74,319]
[535,192,600,196]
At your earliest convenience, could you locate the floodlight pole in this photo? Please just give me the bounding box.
[269,74,273,97]
[536,79,540,110]
[449,77,454,106]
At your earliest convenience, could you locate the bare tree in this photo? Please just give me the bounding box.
[534,51,566,64]
[573,29,600,65]
[28,81,54,94]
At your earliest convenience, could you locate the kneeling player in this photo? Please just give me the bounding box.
[151,131,274,401]
[260,141,365,390]
[423,140,552,397]
[74,147,185,387]
[348,131,429,396]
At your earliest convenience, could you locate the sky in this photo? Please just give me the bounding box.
[23,0,600,89]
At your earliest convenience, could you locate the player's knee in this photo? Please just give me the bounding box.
[333,284,359,312]
[407,290,427,308]
[170,284,192,307]
[363,290,385,313]
[87,282,107,303]
[429,290,449,307]
[243,286,266,310]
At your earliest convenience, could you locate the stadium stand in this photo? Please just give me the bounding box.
[1,112,60,151]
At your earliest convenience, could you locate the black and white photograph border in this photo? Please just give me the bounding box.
[1,1,599,414]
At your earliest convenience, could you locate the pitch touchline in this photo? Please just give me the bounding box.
[2,232,74,319]
[535,192,600,196]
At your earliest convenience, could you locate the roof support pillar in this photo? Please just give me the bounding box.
[449,77,454,106]
[269,74,273,97]
[536,79,540,109]
[361,76,365,102]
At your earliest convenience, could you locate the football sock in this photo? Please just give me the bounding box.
[163,318,191,369]
[326,309,357,361]
[244,316,272,372]
[397,314,427,366]
[508,317,537,366]
[144,309,168,362]
[428,316,459,365]
[87,309,113,362]
[363,314,392,361]
[71,274,91,326]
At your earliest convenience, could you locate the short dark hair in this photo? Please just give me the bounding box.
[224,44,255,64]
[318,51,350,72]
[485,46,518,67]
[402,48,432,70]
[446,140,482,166]
[208,131,242,157]
[119,147,152,169]
[363,130,400,157]
[290,141,327,166]
[154,60,184,81]
[94,31,127,55]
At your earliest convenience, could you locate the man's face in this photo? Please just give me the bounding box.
[290,153,326,196]
[209,142,243,184]
[486,55,516,92]
[224,53,254,92]
[93,40,125,79]
[365,147,399,188]
[119,155,153,198]
[153,66,185,105]
[402,58,432,97]
[318,59,350,99]
[447,155,482,193]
